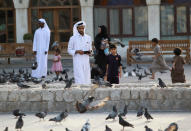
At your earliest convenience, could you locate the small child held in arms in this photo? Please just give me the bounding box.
[105,44,122,84]
[171,48,186,83]
[51,48,63,78]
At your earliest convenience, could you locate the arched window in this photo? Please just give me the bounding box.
[161,0,191,39]
[0,0,15,43]
[94,0,148,38]
[29,0,81,44]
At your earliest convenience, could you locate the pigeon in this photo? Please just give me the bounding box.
[42,83,47,89]
[119,105,128,117]
[144,108,153,121]
[4,127,8,131]
[105,125,112,131]
[62,69,70,75]
[164,122,178,131]
[51,41,59,49]
[137,107,144,118]
[35,111,47,120]
[112,38,125,48]
[144,69,152,76]
[133,48,142,60]
[118,115,134,130]
[19,68,24,74]
[49,110,68,123]
[0,75,7,83]
[136,64,143,70]
[137,73,146,81]
[65,78,74,88]
[158,78,167,88]
[145,125,153,131]
[15,116,24,130]
[12,109,26,118]
[17,82,30,89]
[81,119,90,131]
[65,128,72,131]
[106,105,118,120]
[76,96,94,113]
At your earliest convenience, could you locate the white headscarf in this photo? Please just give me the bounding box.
[73,21,86,36]
[39,18,50,33]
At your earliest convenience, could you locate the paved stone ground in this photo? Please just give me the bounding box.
[0,112,191,131]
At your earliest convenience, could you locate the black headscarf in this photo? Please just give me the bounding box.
[94,25,110,50]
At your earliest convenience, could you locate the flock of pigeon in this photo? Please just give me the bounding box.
[2,104,178,131]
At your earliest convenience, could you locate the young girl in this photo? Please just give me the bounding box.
[150,38,170,79]
[105,44,122,84]
[171,48,186,83]
[51,48,63,78]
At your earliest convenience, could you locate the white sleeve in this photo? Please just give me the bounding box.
[89,36,92,51]
[68,37,76,56]
[45,32,50,52]
[33,31,37,52]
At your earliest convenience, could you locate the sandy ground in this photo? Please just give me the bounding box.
[0,112,191,131]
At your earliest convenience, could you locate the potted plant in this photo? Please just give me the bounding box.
[23,33,33,43]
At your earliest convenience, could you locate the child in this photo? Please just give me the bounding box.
[105,44,122,84]
[51,48,63,78]
[150,38,170,79]
[171,48,186,83]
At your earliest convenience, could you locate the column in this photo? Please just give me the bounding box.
[80,0,94,39]
[13,0,30,43]
[146,0,161,40]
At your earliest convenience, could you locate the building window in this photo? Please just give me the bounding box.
[94,0,148,37]
[29,0,81,44]
[0,0,15,43]
[161,0,191,37]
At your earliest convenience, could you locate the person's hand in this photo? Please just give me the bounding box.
[104,75,107,81]
[75,50,84,55]
[45,51,47,55]
[119,72,122,78]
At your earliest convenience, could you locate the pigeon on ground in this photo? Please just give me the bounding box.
[15,116,24,131]
[144,108,153,121]
[42,83,47,89]
[144,69,152,76]
[119,105,128,117]
[76,96,94,113]
[4,127,8,131]
[65,128,72,131]
[0,75,7,83]
[133,48,142,60]
[145,125,153,131]
[65,78,74,88]
[158,78,167,88]
[164,122,178,131]
[118,115,134,130]
[12,109,26,118]
[17,82,30,89]
[106,105,118,120]
[137,107,144,118]
[81,119,90,131]
[35,111,47,120]
[136,64,143,70]
[105,125,112,131]
[49,110,68,123]
[137,73,147,81]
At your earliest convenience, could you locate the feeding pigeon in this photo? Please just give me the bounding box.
[65,78,74,88]
[17,82,30,89]
[144,108,153,121]
[118,115,134,130]
[119,105,128,117]
[35,111,47,120]
[49,110,68,123]
[164,122,178,131]
[158,78,167,88]
[81,119,90,131]
[105,125,112,131]
[65,128,72,131]
[145,125,153,131]
[15,116,24,130]
[12,109,26,118]
[4,127,8,131]
[106,105,118,120]
[137,107,144,118]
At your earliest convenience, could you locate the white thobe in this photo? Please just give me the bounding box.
[32,27,50,78]
[68,34,92,84]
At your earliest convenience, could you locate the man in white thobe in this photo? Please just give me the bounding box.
[32,18,50,78]
[68,21,92,84]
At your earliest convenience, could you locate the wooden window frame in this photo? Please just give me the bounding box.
[28,0,81,42]
[0,8,16,43]
[94,5,147,38]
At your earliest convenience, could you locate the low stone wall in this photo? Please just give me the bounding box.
[0,83,191,112]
